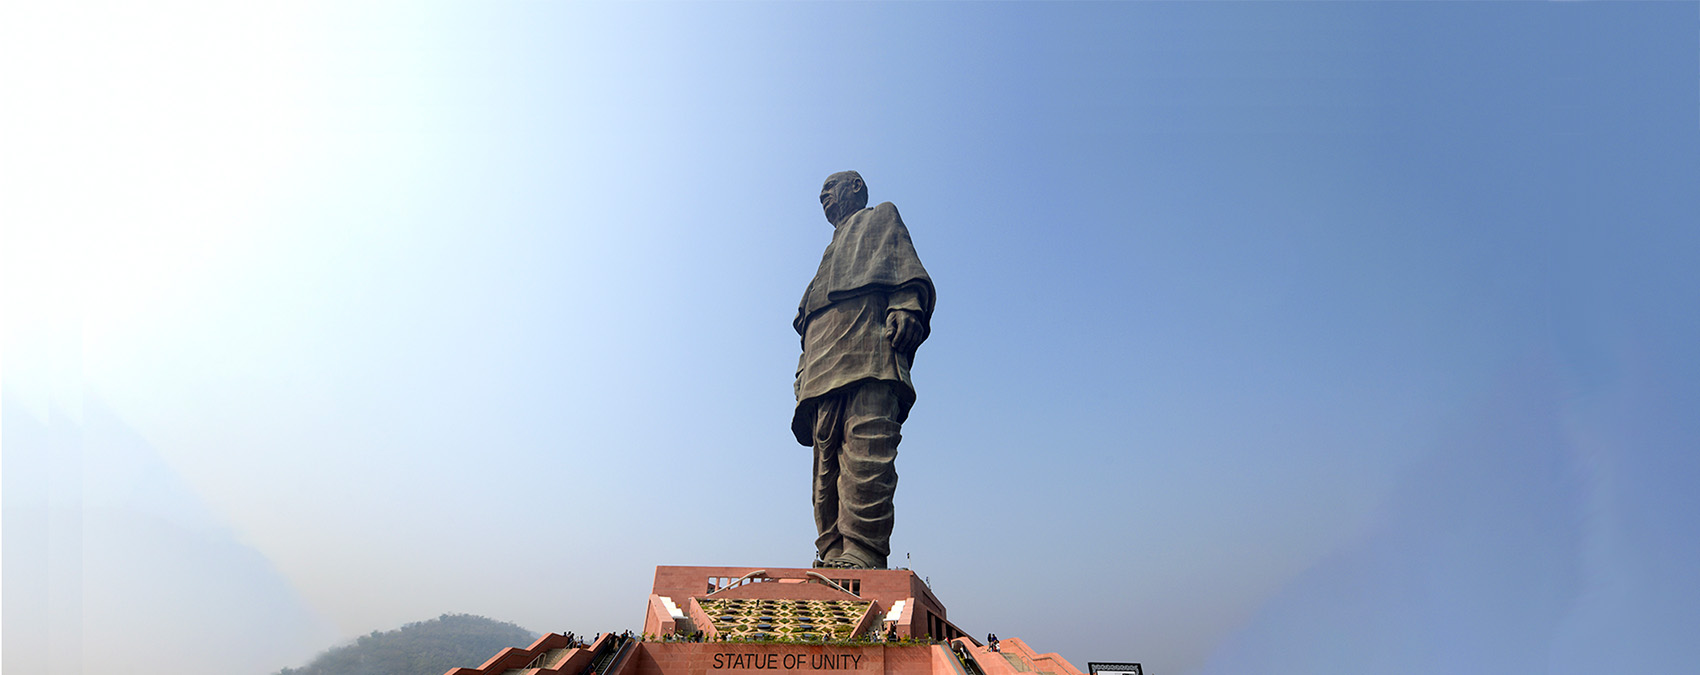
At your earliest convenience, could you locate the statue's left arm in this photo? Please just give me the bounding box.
[884,287,929,360]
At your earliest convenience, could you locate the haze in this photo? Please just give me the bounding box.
[4,3,1697,675]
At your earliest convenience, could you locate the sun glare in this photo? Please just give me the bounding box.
[5,3,319,399]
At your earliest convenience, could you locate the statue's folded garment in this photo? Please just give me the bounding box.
[793,201,935,445]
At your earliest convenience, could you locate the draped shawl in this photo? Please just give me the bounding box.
[791,202,935,445]
[793,202,935,337]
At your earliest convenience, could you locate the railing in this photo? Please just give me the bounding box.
[805,571,860,597]
[706,571,771,595]
[952,639,988,675]
[582,634,629,675]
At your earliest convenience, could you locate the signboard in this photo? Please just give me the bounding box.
[1088,662,1143,675]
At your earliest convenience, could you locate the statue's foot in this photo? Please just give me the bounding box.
[819,550,883,570]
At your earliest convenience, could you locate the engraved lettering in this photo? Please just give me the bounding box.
[704,650,872,671]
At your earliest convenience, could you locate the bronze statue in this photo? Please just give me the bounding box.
[793,171,935,569]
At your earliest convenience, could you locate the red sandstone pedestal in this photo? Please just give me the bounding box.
[445,566,1083,675]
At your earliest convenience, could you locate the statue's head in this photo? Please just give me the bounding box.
[820,171,868,227]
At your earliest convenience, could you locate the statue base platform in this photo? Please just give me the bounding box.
[445,565,1084,675]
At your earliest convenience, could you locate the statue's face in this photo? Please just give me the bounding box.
[819,173,866,226]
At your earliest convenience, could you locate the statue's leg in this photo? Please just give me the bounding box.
[812,394,845,564]
[835,381,900,569]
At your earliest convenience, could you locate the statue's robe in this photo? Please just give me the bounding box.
[792,201,934,568]
[792,202,936,445]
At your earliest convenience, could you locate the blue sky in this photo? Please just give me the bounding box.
[5,3,1698,674]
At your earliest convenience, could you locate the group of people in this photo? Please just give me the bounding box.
[584,625,1001,649]
[572,630,633,648]
[642,622,961,644]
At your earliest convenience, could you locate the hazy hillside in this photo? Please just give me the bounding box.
[4,398,337,675]
[276,614,540,675]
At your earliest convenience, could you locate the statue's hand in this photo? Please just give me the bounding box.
[886,310,923,355]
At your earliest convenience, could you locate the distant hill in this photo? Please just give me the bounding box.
[276,614,540,675]
[6,398,337,675]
